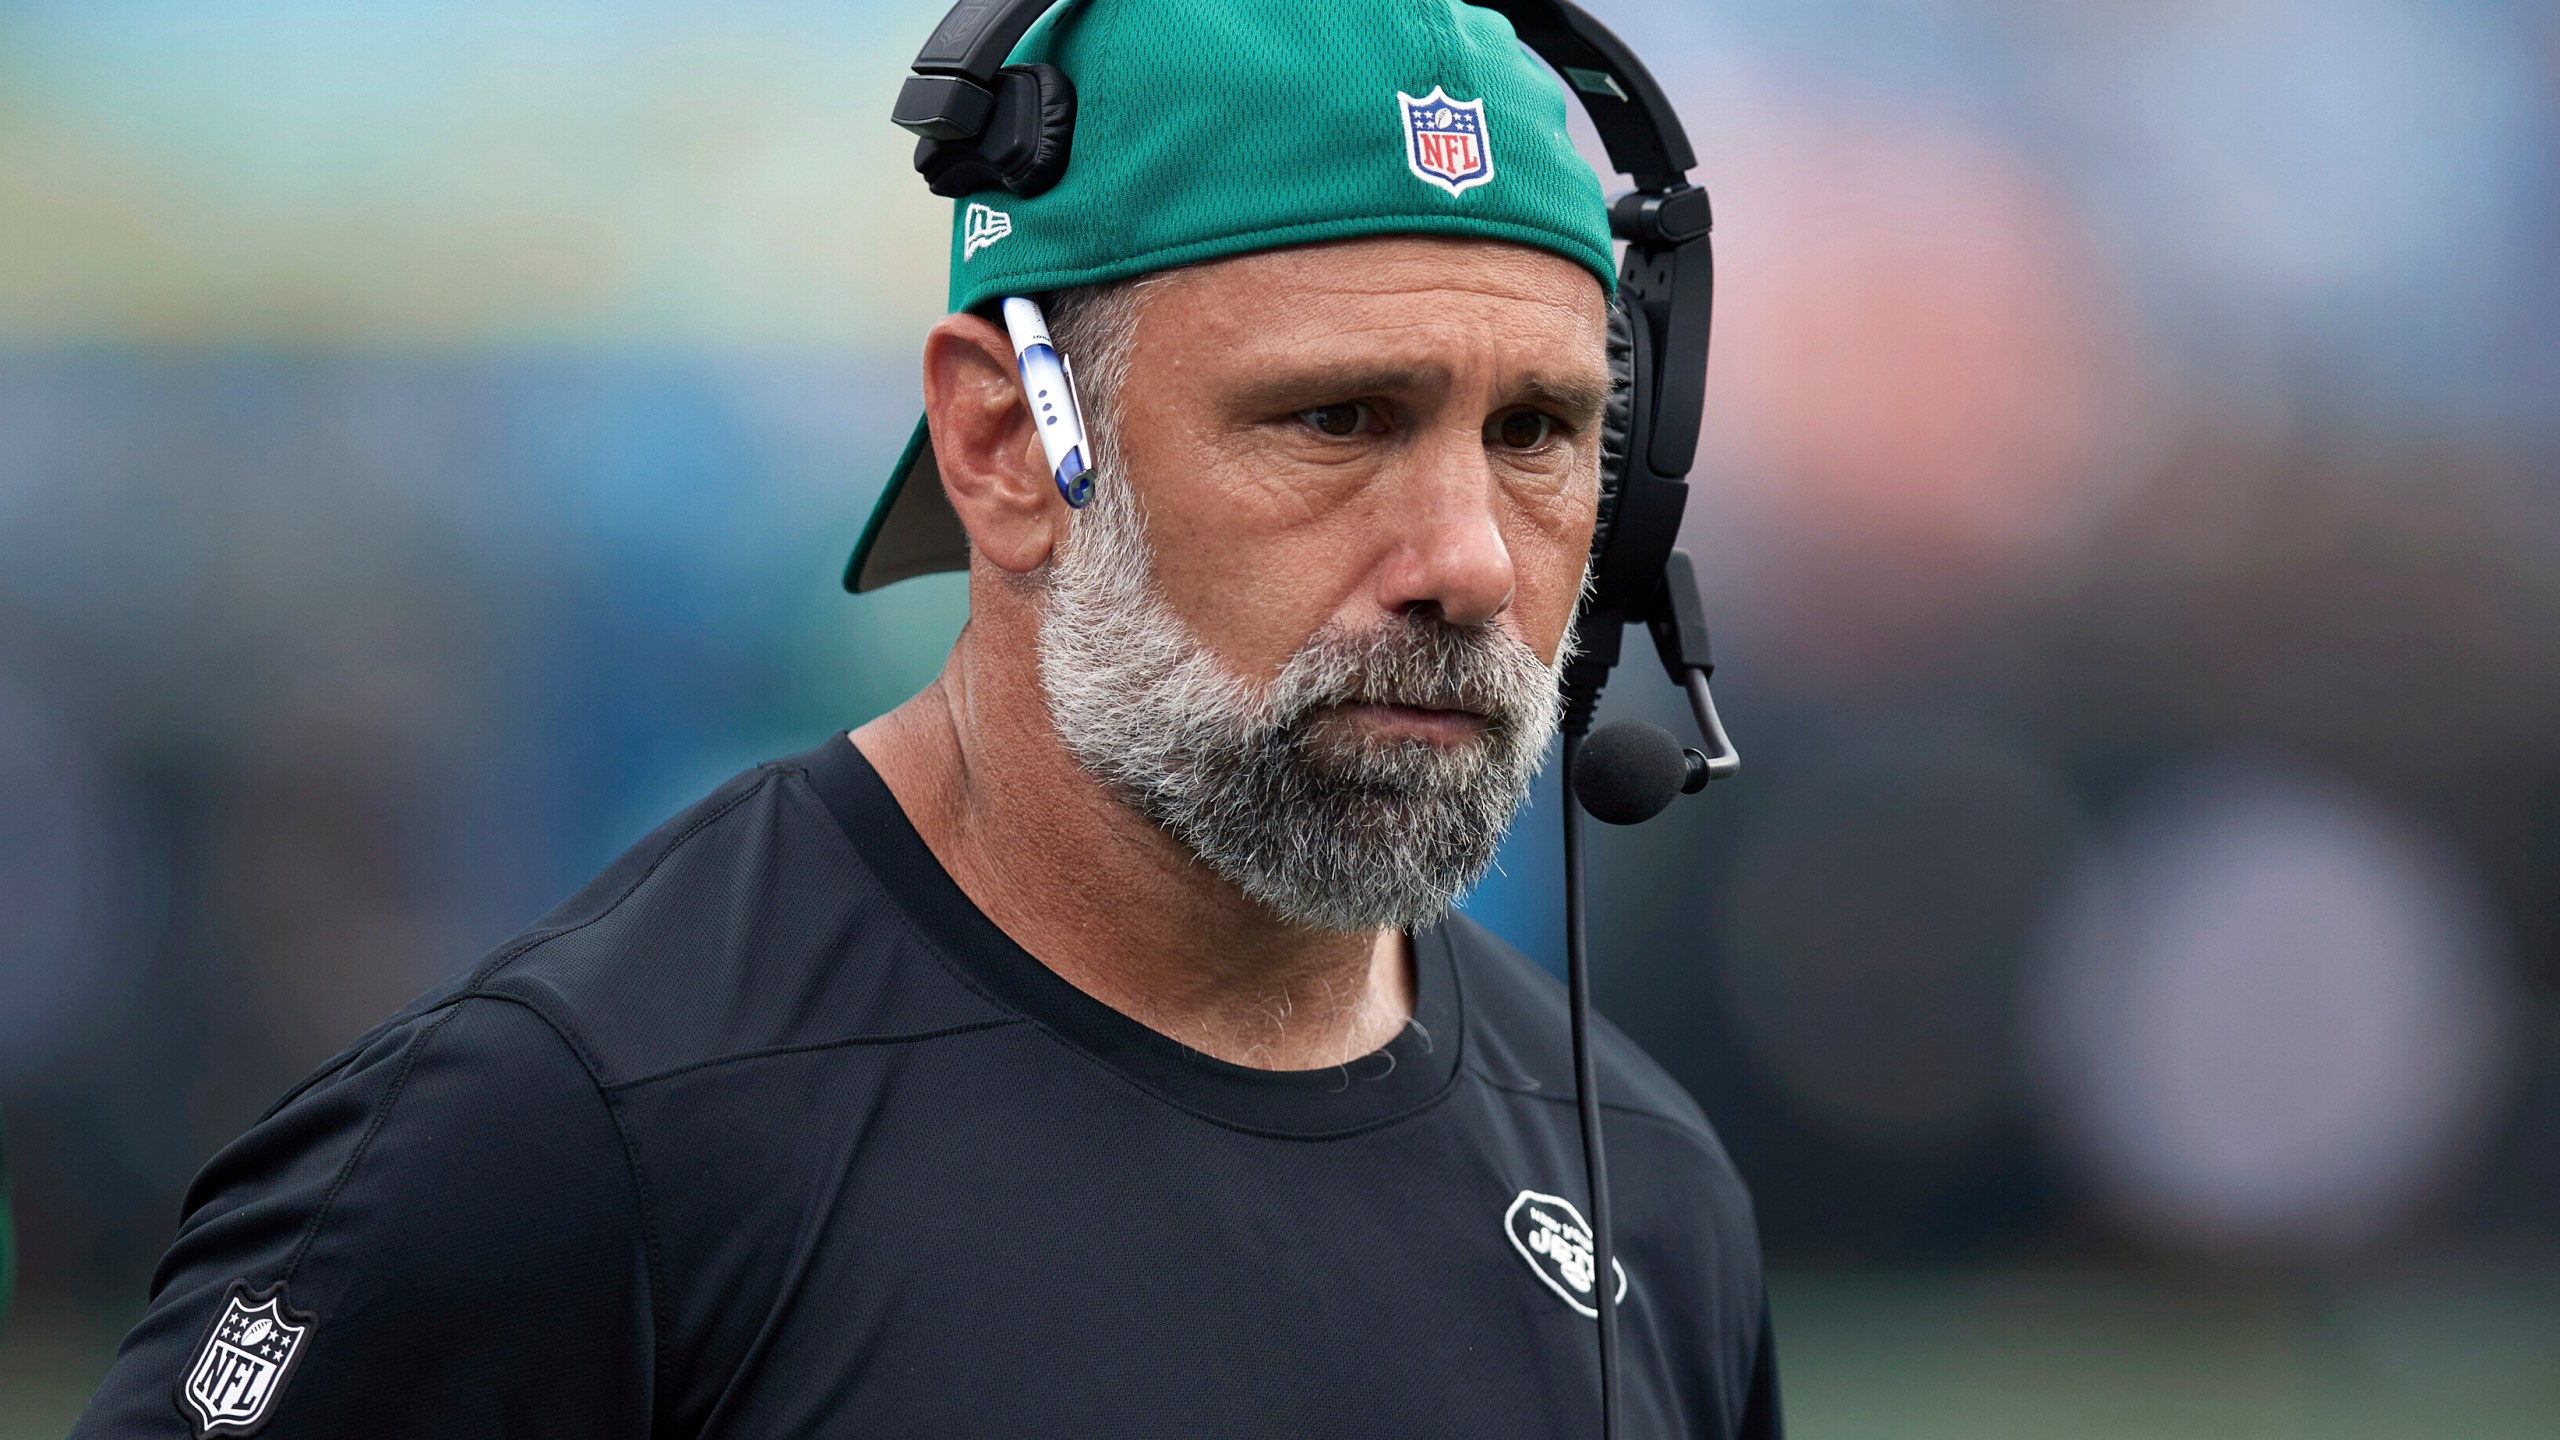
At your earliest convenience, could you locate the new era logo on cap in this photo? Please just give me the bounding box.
[964,202,1013,260]
[1399,87,1495,196]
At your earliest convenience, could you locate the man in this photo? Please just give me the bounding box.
[74,1,1775,1435]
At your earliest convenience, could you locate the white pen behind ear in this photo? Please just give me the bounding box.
[1000,296,1096,508]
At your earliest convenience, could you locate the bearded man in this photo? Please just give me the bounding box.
[73,2,1775,1436]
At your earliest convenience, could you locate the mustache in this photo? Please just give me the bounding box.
[1269,613,1558,728]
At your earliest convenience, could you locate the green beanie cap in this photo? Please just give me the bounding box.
[943,0,1617,310]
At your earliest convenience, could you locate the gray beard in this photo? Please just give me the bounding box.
[1034,471,1566,934]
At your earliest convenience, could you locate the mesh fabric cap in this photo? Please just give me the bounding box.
[946,0,1615,311]
[847,0,1617,592]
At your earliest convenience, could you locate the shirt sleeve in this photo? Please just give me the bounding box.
[2,1112,17,1322]
[68,996,654,1439]
[1735,1296,1783,1440]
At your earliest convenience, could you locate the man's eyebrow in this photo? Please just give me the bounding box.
[1230,365,1611,422]
[1230,364,1453,413]
[1510,375,1610,424]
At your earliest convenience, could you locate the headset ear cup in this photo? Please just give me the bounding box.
[1004,62,1077,196]
[912,63,1076,199]
[1592,295,1639,567]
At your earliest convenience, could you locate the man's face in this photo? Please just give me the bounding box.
[1034,237,1611,932]
[1118,237,1611,736]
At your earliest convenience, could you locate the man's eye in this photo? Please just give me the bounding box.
[1298,403,1373,437]
[1492,410,1558,449]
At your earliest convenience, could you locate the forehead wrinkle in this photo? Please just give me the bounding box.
[1154,247,1607,333]
[1278,291,1605,348]
[1222,354,1607,423]
[1178,237,1608,300]
[1205,310,1605,395]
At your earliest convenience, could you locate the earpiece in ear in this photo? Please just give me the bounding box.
[915,62,1078,199]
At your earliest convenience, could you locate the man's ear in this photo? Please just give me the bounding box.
[922,312,1065,575]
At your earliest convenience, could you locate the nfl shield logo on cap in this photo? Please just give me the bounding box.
[1398,87,1495,196]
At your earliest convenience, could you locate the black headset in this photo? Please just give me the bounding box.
[892,4,1740,1434]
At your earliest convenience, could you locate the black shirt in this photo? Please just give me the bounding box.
[73,734,1777,1439]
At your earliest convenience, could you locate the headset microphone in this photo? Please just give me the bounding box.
[1572,721,1711,825]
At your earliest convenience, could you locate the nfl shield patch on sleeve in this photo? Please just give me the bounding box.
[175,1280,315,1437]
[1398,87,1496,196]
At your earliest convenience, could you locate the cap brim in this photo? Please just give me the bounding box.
[844,415,970,593]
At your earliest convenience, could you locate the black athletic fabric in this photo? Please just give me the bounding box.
[73,734,1776,1439]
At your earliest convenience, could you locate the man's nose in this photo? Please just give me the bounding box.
[1371,425,1516,628]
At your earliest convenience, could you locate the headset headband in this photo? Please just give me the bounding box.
[895,0,1692,185]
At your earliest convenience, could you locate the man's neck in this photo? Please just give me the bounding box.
[851,630,1415,1071]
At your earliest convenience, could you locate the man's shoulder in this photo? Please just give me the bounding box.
[1440,912,1731,1158]
[441,739,1013,1089]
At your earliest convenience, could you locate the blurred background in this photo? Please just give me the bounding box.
[3,0,2557,1432]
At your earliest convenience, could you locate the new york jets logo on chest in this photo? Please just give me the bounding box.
[1505,1190,1628,1317]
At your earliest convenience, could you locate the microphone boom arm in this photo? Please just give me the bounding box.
[1647,547,1740,785]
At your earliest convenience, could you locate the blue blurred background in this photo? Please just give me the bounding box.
[4,0,2559,1433]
